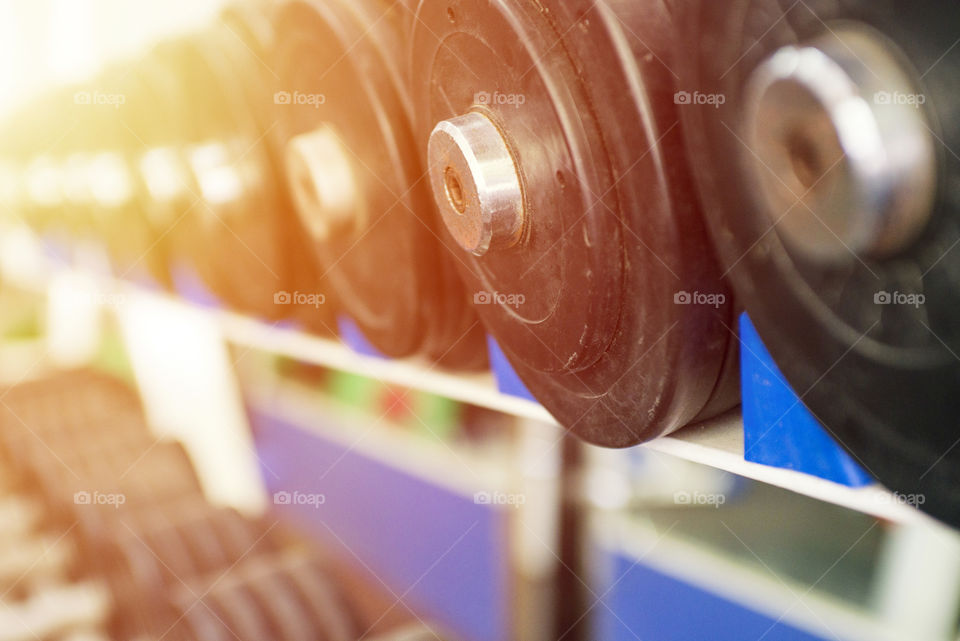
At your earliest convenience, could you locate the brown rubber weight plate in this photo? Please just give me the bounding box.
[157,33,291,319]
[218,1,341,335]
[272,0,486,366]
[411,0,738,445]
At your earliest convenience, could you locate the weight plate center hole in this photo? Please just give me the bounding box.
[444,166,467,215]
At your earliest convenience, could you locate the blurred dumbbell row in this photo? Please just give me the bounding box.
[0,0,738,453]
[0,0,734,446]
[0,369,446,641]
[0,0,487,366]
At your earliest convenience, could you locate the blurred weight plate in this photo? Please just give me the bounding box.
[168,552,357,641]
[675,0,960,524]
[0,371,147,465]
[98,499,276,639]
[104,52,210,289]
[157,32,298,319]
[12,84,105,239]
[84,63,177,286]
[412,0,739,445]
[217,3,340,335]
[273,0,487,367]
[35,439,203,525]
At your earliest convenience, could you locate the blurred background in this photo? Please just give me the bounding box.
[0,0,225,117]
[0,1,956,641]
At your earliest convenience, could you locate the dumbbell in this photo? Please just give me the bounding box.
[30,438,203,517]
[0,382,145,439]
[166,551,357,641]
[101,498,278,588]
[91,497,277,639]
[0,373,149,468]
[0,370,144,415]
[0,371,201,517]
[674,0,960,525]
[215,4,340,334]
[150,30,307,321]
[0,411,150,471]
[411,0,739,446]
[1,56,177,285]
[272,0,487,367]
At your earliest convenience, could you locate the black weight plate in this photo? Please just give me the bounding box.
[676,0,960,524]
[158,33,292,319]
[215,10,341,334]
[273,0,486,366]
[411,0,739,446]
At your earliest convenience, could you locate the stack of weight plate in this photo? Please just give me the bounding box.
[410,0,960,529]
[0,369,450,640]
[271,0,488,368]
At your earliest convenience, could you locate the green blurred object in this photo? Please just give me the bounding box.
[93,328,135,381]
[0,290,43,341]
[328,371,381,411]
[411,393,460,441]
[326,369,461,442]
[2,313,42,342]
